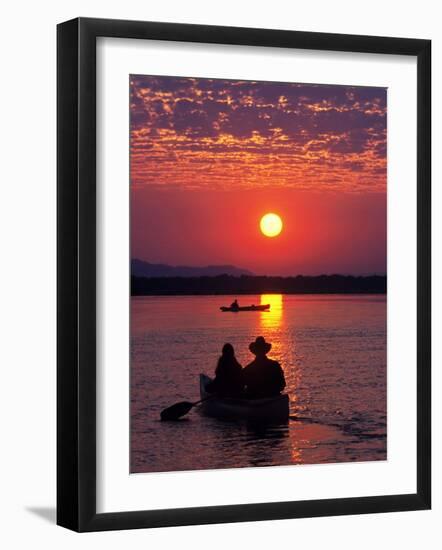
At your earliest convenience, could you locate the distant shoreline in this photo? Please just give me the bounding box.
[131,274,386,296]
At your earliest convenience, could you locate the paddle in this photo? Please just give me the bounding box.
[160,395,214,421]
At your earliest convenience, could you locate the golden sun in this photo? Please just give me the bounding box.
[260,213,283,238]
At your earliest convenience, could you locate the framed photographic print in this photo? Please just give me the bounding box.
[57,17,431,531]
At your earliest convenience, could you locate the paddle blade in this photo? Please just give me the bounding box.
[160,401,194,421]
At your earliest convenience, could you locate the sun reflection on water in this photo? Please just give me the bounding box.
[259,293,299,428]
[259,293,284,360]
[260,294,283,329]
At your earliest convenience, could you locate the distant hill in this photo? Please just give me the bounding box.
[131,259,254,278]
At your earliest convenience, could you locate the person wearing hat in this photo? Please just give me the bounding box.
[243,336,286,398]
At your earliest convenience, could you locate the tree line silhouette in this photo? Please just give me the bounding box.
[131,274,386,296]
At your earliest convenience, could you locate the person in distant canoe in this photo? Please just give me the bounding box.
[243,336,286,398]
[206,343,244,397]
[230,299,239,310]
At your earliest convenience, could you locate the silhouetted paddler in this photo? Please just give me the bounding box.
[206,343,244,397]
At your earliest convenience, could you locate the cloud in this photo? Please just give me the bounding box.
[130,76,387,193]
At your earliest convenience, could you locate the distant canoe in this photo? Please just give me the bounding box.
[199,374,289,421]
[220,304,270,312]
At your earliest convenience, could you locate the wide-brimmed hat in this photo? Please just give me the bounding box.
[249,336,272,355]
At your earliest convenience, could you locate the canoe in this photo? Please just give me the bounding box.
[199,374,289,421]
[220,304,270,312]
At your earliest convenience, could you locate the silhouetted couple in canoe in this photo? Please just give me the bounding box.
[206,337,286,399]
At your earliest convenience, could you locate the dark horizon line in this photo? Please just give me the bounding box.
[131,258,386,279]
[131,274,387,296]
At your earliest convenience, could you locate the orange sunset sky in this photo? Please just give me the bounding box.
[130,75,386,276]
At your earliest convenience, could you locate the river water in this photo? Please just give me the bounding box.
[131,294,386,473]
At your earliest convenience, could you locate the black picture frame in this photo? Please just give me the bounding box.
[57,17,431,532]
